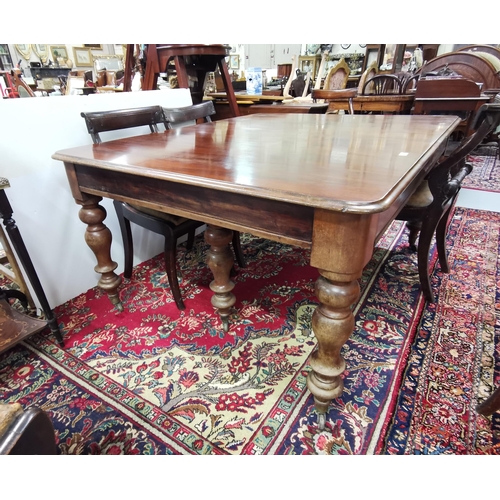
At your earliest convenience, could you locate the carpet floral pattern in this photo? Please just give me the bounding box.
[463,154,500,193]
[1,208,499,454]
[383,207,500,454]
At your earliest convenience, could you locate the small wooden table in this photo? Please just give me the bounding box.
[326,94,415,114]
[53,113,459,426]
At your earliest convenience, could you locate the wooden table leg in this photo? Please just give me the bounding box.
[308,209,378,428]
[307,273,360,429]
[205,224,235,332]
[78,195,122,311]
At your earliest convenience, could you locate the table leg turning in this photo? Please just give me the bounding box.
[205,224,236,332]
[78,195,122,311]
[307,273,360,429]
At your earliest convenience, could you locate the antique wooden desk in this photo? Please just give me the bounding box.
[53,113,459,426]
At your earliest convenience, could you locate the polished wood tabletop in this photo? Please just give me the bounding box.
[53,113,460,427]
[207,92,287,103]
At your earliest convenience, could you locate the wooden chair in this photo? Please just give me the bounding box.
[81,102,246,311]
[323,57,350,91]
[396,95,500,303]
[401,74,420,93]
[357,61,378,95]
[361,74,402,95]
[312,88,357,114]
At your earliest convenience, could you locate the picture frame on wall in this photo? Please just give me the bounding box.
[229,55,240,70]
[50,46,69,67]
[73,47,93,67]
[83,44,102,50]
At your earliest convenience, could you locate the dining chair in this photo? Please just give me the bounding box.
[357,61,378,95]
[311,88,357,114]
[81,102,246,311]
[396,94,500,303]
[322,57,350,91]
[361,74,402,95]
[401,74,420,94]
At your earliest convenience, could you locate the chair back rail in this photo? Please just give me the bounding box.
[80,105,165,144]
[361,74,402,95]
[162,101,216,127]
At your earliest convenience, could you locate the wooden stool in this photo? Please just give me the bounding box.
[132,44,240,118]
[0,403,57,455]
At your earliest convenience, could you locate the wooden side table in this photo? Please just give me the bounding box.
[0,177,64,351]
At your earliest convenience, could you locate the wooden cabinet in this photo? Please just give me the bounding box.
[244,44,272,68]
[244,44,301,69]
[273,44,302,66]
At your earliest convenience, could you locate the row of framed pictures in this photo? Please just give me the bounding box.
[14,44,104,67]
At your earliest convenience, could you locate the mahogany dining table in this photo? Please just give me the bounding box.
[53,113,460,428]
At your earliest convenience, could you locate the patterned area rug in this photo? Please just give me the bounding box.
[463,154,500,193]
[0,208,498,454]
[383,207,500,454]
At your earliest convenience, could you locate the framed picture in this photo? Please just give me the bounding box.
[298,55,320,78]
[229,55,239,69]
[83,44,102,50]
[73,47,93,67]
[32,44,48,63]
[50,45,69,65]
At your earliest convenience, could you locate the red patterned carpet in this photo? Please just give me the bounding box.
[463,154,500,193]
[0,207,499,454]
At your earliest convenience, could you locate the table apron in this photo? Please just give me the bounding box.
[71,163,315,248]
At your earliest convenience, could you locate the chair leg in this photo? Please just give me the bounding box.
[416,214,443,303]
[435,210,451,274]
[163,237,185,311]
[406,220,421,251]
[348,98,354,115]
[232,231,246,269]
[186,229,196,251]
[477,386,500,416]
[113,201,134,279]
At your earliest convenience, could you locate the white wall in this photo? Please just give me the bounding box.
[0,88,193,310]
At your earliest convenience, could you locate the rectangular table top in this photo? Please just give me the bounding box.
[53,114,460,215]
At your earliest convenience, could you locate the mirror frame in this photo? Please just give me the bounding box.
[15,44,31,60]
[32,44,49,64]
[92,54,124,72]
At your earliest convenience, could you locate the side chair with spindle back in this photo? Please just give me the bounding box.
[80,102,246,311]
[396,94,500,303]
[361,74,402,95]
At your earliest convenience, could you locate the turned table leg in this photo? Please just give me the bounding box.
[205,224,235,332]
[307,272,360,429]
[78,196,122,311]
